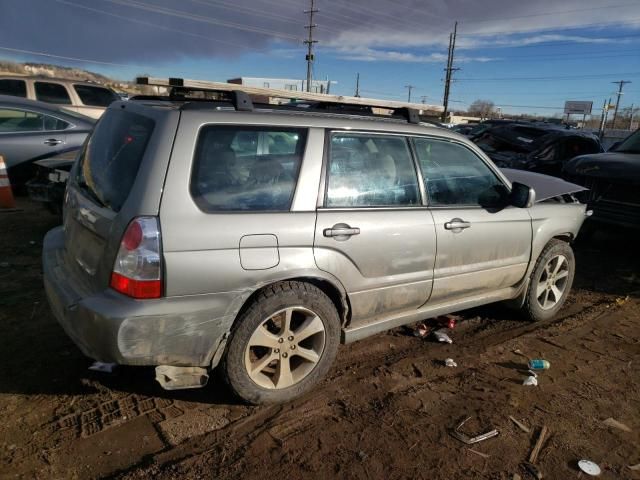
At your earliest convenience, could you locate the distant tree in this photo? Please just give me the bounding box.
[468,99,496,120]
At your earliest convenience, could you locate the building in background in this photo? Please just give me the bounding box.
[227,77,331,94]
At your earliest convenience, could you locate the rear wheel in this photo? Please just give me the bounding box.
[523,239,575,322]
[222,281,340,404]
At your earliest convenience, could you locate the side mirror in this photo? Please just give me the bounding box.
[510,182,536,208]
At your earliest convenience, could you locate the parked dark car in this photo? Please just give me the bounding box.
[0,94,94,187]
[472,122,602,176]
[564,129,640,229]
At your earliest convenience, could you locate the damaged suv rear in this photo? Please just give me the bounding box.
[564,129,640,229]
[474,123,602,176]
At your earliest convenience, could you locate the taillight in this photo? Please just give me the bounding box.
[110,217,162,299]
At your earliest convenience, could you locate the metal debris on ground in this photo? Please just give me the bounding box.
[433,329,453,344]
[602,417,632,432]
[414,323,430,337]
[450,416,499,445]
[578,459,602,476]
[88,361,117,373]
[444,358,457,367]
[508,416,531,433]
[467,448,490,459]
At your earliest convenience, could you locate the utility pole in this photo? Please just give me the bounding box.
[441,21,459,123]
[355,73,360,97]
[420,95,428,104]
[611,80,631,129]
[598,98,607,138]
[304,0,318,93]
[405,85,415,102]
[629,103,636,130]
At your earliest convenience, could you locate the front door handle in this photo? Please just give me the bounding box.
[44,138,63,146]
[323,224,360,240]
[444,218,471,231]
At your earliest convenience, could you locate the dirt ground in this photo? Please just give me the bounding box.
[1,199,639,480]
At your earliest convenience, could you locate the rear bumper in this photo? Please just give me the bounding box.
[43,226,246,367]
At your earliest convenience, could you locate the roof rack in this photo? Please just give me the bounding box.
[136,77,442,124]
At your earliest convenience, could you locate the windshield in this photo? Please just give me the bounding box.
[614,129,640,154]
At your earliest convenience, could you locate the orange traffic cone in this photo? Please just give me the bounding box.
[0,155,17,209]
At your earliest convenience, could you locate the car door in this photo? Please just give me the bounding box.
[314,131,437,327]
[0,107,67,169]
[412,136,532,305]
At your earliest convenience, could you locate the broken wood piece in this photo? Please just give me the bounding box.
[468,448,490,459]
[628,463,640,471]
[602,417,632,432]
[528,425,549,464]
[509,416,531,433]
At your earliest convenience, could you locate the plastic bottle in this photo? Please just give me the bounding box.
[528,359,550,370]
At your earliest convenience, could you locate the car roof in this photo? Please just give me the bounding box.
[123,98,460,138]
[0,94,96,125]
[0,75,113,89]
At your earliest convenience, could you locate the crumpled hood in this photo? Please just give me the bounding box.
[500,168,587,202]
[563,152,640,182]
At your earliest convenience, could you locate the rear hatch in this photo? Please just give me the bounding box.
[62,102,178,294]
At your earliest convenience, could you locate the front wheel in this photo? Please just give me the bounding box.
[523,239,575,322]
[222,281,340,405]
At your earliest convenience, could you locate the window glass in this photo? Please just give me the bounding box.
[43,115,70,131]
[326,134,420,207]
[76,109,154,211]
[0,108,44,132]
[34,82,71,104]
[73,84,118,107]
[413,137,506,207]
[0,79,27,97]
[191,126,307,212]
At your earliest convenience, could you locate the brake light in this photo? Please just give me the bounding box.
[110,217,162,299]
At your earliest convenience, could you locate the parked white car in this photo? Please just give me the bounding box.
[0,76,119,119]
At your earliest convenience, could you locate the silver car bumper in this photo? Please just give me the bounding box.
[43,227,244,367]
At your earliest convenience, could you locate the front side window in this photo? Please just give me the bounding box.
[191,126,307,212]
[73,84,119,107]
[0,79,27,97]
[413,137,506,207]
[0,108,44,132]
[325,133,420,208]
[35,82,71,104]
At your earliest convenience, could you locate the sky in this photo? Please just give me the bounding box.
[0,0,639,116]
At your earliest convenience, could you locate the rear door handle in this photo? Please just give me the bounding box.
[44,138,63,146]
[323,225,360,240]
[444,218,471,231]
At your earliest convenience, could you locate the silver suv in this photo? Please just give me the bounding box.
[43,90,587,404]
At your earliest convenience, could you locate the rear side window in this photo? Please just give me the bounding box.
[0,79,27,97]
[191,126,307,212]
[76,109,154,211]
[74,84,118,107]
[35,82,71,104]
[0,108,44,132]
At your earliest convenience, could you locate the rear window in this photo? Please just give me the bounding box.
[74,84,118,107]
[190,126,307,211]
[35,82,71,104]
[0,79,27,97]
[76,109,154,211]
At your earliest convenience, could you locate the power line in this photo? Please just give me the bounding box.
[0,45,146,68]
[55,0,254,50]
[100,0,301,41]
[304,0,318,92]
[458,18,640,37]
[456,72,640,82]
[405,84,415,102]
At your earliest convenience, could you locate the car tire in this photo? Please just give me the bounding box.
[523,239,575,322]
[222,281,340,405]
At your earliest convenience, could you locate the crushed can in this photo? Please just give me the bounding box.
[528,359,550,370]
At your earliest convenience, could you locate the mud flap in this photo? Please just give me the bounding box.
[155,366,209,390]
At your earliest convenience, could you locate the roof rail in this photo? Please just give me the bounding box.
[135,77,443,124]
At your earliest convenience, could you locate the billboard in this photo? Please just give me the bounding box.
[564,101,593,115]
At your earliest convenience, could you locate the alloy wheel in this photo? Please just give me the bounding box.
[536,254,570,310]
